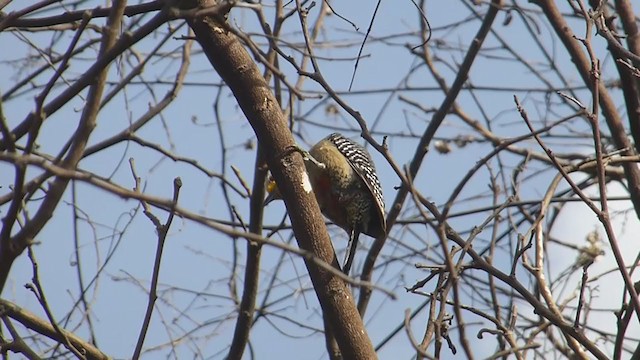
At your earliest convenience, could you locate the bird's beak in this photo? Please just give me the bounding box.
[264,192,276,206]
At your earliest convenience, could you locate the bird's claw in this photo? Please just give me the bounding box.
[292,144,326,169]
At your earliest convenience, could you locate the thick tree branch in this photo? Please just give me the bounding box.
[358,0,503,316]
[0,0,152,294]
[183,1,376,358]
[0,298,109,360]
[534,0,640,219]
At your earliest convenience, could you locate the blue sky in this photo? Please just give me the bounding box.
[2,1,639,358]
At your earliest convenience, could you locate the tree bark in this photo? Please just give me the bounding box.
[184,2,377,358]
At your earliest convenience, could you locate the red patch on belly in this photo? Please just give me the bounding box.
[311,176,348,229]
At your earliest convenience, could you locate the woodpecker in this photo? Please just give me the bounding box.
[266,133,386,275]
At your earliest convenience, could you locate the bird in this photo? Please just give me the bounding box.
[265,133,386,275]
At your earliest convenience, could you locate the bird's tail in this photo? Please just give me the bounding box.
[342,229,360,275]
